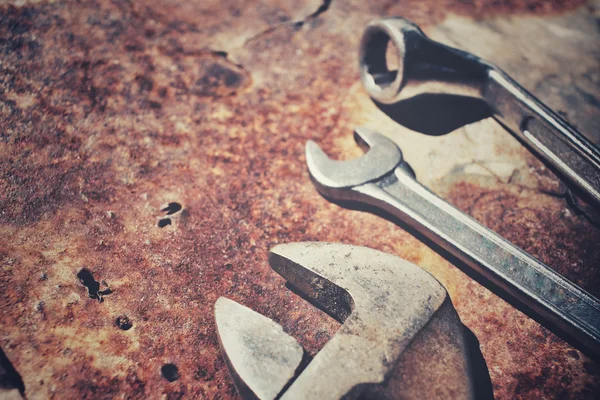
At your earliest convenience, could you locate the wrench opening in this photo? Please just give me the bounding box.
[305,126,402,192]
[360,27,400,90]
[360,22,406,103]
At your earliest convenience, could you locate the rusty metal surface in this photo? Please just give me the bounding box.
[0,0,599,399]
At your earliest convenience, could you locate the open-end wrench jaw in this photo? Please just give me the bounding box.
[214,297,305,400]
[306,127,403,200]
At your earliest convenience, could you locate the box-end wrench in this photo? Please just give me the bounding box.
[306,127,600,359]
[358,17,600,207]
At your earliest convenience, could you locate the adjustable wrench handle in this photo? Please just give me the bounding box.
[484,71,600,205]
[355,169,600,358]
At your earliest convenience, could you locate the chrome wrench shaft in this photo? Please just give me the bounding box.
[307,127,600,359]
[485,71,600,203]
[356,168,600,357]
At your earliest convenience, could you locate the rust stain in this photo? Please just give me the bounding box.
[0,0,598,399]
[374,0,589,26]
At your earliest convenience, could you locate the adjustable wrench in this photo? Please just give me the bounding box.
[306,127,600,359]
[215,242,486,399]
[359,17,600,207]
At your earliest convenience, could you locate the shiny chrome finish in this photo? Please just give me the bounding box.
[359,17,600,206]
[306,126,402,189]
[306,128,600,359]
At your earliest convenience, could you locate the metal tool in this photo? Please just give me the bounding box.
[358,17,600,207]
[215,242,484,399]
[306,127,600,359]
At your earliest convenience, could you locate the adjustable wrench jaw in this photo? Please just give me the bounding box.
[214,297,305,400]
[216,243,480,399]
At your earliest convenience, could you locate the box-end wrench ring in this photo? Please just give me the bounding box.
[358,17,600,207]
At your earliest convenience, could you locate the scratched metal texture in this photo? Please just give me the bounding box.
[1,0,599,399]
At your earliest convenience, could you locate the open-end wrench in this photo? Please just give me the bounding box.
[215,242,484,399]
[358,17,600,207]
[306,127,600,359]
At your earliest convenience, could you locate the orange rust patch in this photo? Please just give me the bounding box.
[0,1,598,399]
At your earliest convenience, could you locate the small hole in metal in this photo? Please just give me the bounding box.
[115,315,133,331]
[158,218,171,228]
[161,363,180,382]
[161,202,182,215]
